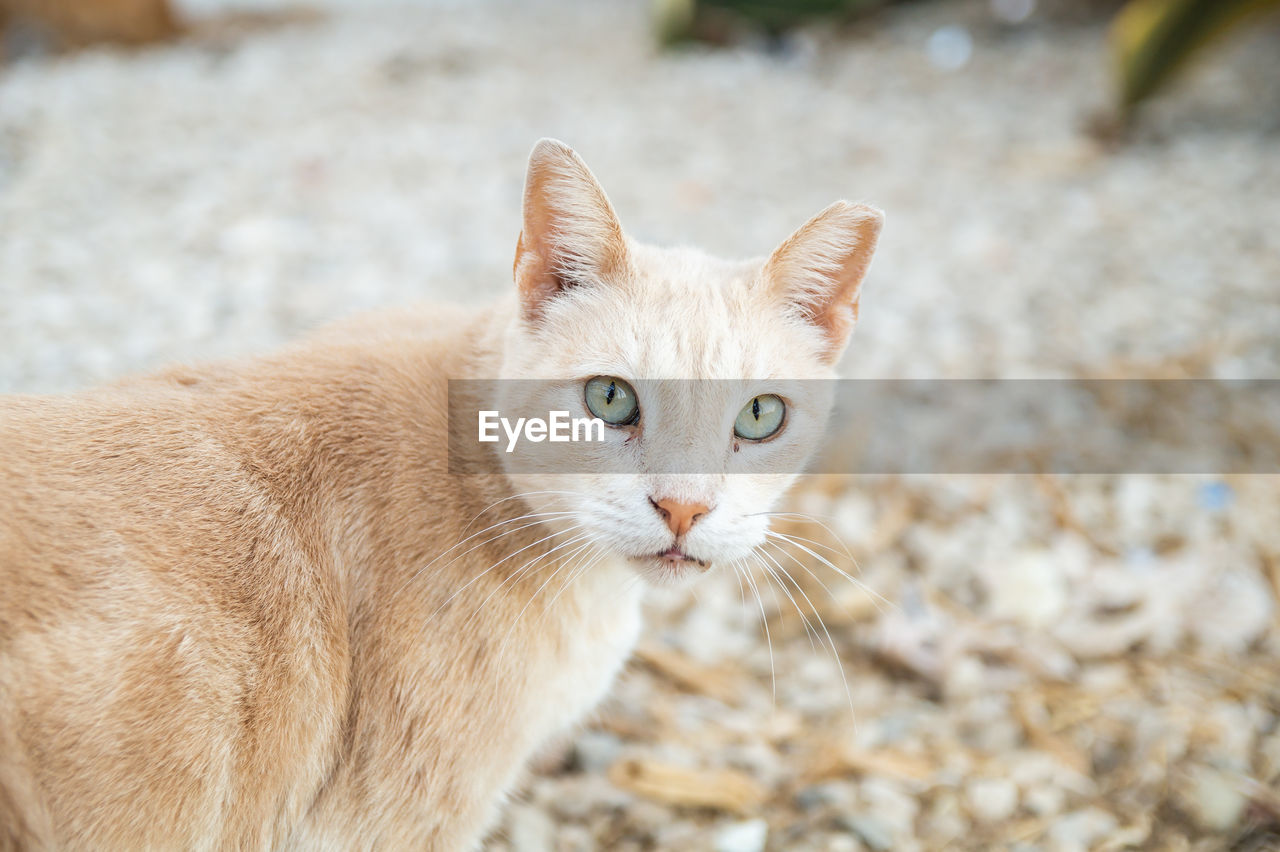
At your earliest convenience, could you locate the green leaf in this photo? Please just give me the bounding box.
[1112,0,1280,112]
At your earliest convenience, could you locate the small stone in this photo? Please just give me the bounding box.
[921,790,970,844]
[1259,734,1280,781]
[990,0,1035,24]
[1191,568,1273,654]
[555,824,593,852]
[926,25,973,71]
[572,730,622,774]
[795,781,857,812]
[713,818,768,852]
[1047,808,1118,852]
[943,654,986,699]
[1182,765,1247,833]
[505,804,554,852]
[860,778,919,839]
[838,814,894,851]
[964,777,1019,823]
[1023,784,1065,818]
[544,777,632,821]
[823,835,866,852]
[989,549,1068,628]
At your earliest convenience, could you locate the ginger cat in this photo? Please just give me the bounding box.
[0,140,882,850]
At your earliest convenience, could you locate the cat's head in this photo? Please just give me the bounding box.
[497,139,881,586]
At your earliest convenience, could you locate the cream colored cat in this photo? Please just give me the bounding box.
[0,140,881,850]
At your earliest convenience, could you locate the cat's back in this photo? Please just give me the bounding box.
[0,383,348,848]
[0,388,211,628]
[0,301,493,847]
[0,383,250,577]
[0,300,484,622]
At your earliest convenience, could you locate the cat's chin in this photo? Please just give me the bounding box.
[627,550,712,587]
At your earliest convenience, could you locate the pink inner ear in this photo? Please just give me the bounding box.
[514,141,629,323]
[513,233,562,323]
[765,201,883,363]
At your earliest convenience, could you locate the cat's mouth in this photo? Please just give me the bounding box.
[624,546,712,583]
[641,547,710,570]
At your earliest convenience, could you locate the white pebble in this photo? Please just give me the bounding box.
[714,818,768,852]
[990,0,1035,24]
[964,777,1019,823]
[1182,766,1247,833]
[1048,808,1118,852]
[505,804,554,852]
[927,26,973,72]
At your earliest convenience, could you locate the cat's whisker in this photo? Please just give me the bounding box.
[755,544,858,725]
[751,510,862,565]
[394,510,580,598]
[460,490,582,535]
[495,537,609,656]
[750,552,819,652]
[730,564,748,621]
[761,536,848,611]
[733,557,776,704]
[423,522,586,623]
[546,541,612,610]
[765,531,895,615]
[589,554,648,622]
[458,529,596,633]
[534,541,610,625]
[762,524,857,564]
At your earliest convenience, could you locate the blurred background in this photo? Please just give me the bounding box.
[1,0,1278,849]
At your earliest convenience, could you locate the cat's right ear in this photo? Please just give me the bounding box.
[763,200,884,364]
[514,139,630,323]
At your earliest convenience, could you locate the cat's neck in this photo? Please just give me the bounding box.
[200,303,643,848]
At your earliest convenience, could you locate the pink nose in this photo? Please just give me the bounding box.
[651,498,710,538]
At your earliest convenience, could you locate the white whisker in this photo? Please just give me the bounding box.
[460,490,582,535]
[752,551,819,652]
[756,543,857,726]
[459,529,596,632]
[734,557,776,703]
[425,523,585,623]
[394,510,579,598]
[766,530,895,615]
[496,536,608,653]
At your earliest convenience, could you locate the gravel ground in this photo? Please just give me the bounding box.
[2,1,1279,849]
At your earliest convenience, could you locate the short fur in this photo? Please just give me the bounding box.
[0,140,881,850]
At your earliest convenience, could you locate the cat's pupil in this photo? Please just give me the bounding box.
[752,397,761,420]
[606,382,617,405]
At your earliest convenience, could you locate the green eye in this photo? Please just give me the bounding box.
[734,394,785,441]
[584,376,640,426]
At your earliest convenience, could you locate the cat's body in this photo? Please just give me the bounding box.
[1,303,641,850]
[0,141,881,849]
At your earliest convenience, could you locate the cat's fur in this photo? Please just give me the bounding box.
[0,140,881,850]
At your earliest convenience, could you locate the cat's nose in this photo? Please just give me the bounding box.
[651,498,710,538]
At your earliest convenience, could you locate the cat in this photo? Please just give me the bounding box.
[0,139,882,850]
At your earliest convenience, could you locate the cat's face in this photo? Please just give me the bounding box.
[498,140,881,586]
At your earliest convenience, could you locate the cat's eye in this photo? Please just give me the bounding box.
[734,394,785,441]
[584,376,640,426]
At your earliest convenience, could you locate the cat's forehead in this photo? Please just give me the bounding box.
[628,243,754,284]
[563,244,820,380]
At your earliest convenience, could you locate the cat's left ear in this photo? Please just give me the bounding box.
[514,139,630,323]
[764,201,884,364]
